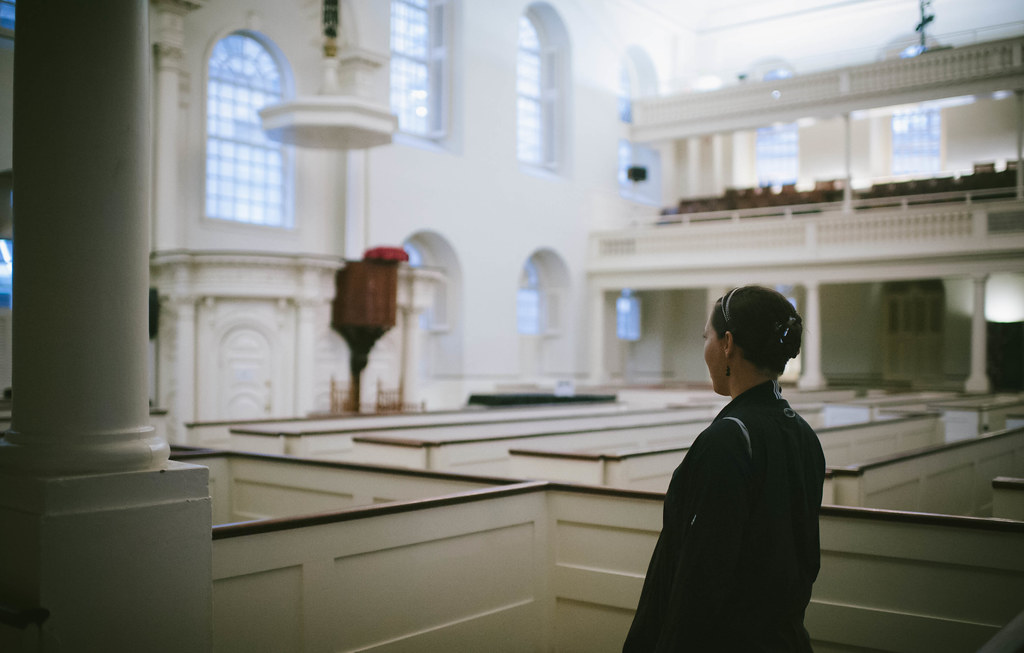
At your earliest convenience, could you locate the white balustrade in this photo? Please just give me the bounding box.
[633,37,1024,139]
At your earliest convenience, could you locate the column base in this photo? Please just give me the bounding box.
[964,373,992,394]
[0,426,169,476]
[797,373,826,391]
[0,461,212,652]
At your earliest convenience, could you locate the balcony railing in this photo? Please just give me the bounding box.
[632,37,1024,140]
[588,191,1024,277]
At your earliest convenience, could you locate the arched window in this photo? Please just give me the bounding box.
[205,32,291,228]
[517,5,568,170]
[390,0,450,138]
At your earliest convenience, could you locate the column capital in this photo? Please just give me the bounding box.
[150,0,203,15]
[153,42,185,71]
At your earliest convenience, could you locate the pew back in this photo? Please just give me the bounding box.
[231,410,712,476]
[507,413,942,492]
[210,482,1024,652]
[184,401,633,448]
[832,426,1024,516]
[173,451,514,526]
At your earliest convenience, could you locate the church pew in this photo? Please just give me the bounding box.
[993,477,1024,521]
[228,408,718,475]
[506,413,943,492]
[831,426,1024,516]
[170,450,515,526]
[930,395,1024,441]
[183,401,633,448]
[210,481,1024,653]
[821,391,959,427]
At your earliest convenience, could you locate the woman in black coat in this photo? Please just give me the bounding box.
[623,285,826,652]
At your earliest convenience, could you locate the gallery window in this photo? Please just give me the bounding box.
[390,0,450,138]
[756,123,799,188]
[892,106,941,175]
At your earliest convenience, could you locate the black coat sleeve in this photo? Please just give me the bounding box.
[653,421,753,652]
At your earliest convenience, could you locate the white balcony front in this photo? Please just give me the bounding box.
[588,196,1024,290]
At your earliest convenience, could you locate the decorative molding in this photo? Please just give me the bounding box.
[633,37,1024,141]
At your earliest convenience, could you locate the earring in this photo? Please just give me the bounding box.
[726,365,731,377]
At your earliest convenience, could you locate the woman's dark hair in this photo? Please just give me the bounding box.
[710,285,803,376]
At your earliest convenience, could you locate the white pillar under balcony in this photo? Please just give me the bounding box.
[1015,90,1023,201]
[345,149,369,260]
[0,3,211,651]
[589,286,607,384]
[295,299,318,418]
[842,112,853,212]
[797,281,825,390]
[965,275,991,394]
[170,292,198,442]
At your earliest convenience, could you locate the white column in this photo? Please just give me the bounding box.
[798,281,825,390]
[965,274,991,394]
[345,149,369,260]
[295,300,318,417]
[588,285,607,384]
[710,133,725,196]
[0,3,212,650]
[170,293,197,442]
[2,2,165,474]
[398,305,427,408]
[685,137,701,198]
[151,0,200,252]
[1015,90,1023,201]
[842,112,853,212]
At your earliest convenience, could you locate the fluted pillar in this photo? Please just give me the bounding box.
[171,292,198,441]
[797,281,825,390]
[295,299,318,417]
[0,0,166,474]
[965,274,991,394]
[151,0,202,251]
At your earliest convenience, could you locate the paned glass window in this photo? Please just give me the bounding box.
[756,123,799,187]
[517,260,541,335]
[205,33,290,227]
[892,107,940,175]
[0,239,11,308]
[390,0,447,138]
[616,289,640,341]
[0,0,14,34]
[517,16,544,165]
